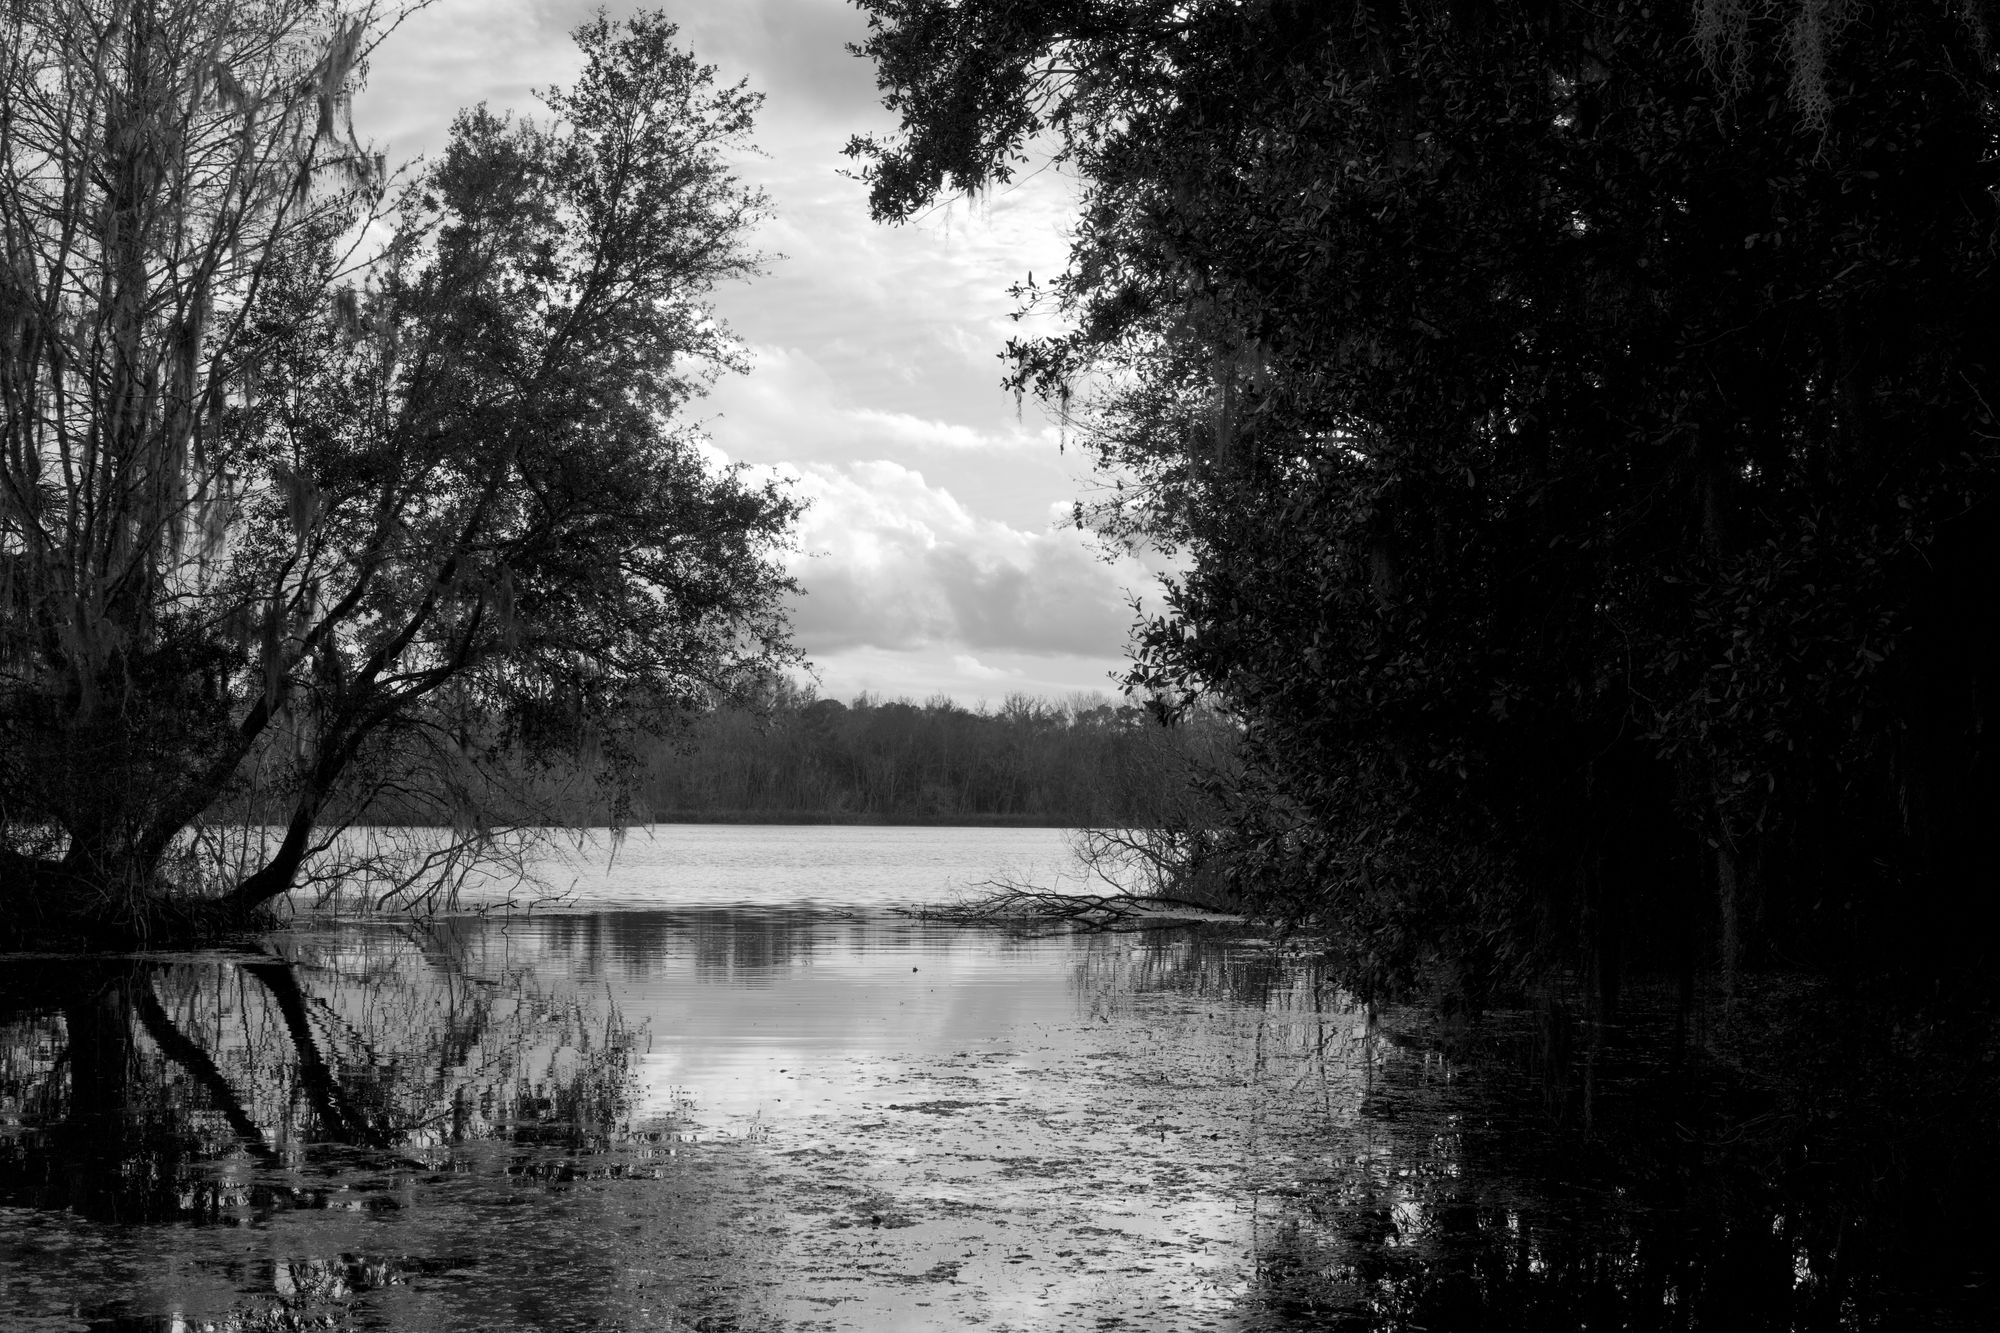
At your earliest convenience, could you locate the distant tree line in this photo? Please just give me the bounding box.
[636,687,1232,827]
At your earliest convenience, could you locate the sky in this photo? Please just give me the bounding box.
[355,0,1156,708]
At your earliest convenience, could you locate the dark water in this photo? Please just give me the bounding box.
[0,841,1991,1330]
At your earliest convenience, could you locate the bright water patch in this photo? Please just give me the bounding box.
[344,823,1093,913]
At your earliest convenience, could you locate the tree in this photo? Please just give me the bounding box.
[1,3,798,928]
[848,1,2000,1002]
[634,684,1224,826]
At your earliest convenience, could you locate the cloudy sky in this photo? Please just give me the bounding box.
[356,0,1154,706]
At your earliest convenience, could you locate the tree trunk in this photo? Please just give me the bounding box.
[224,808,317,911]
[1717,844,1741,999]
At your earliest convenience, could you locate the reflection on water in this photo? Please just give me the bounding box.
[0,909,1991,1331]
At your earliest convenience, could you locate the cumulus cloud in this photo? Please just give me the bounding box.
[356,0,582,159]
[772,461,1142,661]
[951,654,1021,682]
[703,344,1051,465]
[801,645,1126,709]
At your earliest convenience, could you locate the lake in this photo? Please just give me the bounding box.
[0,827,1988,1330]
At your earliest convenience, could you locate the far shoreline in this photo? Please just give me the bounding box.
[339,813,1086,829]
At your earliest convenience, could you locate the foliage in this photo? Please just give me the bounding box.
[0,4,797,922]
[849,0,2000,1002]
[631,684,1232,828]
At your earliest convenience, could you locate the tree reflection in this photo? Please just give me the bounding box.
[1064,922,1276,1010]
[1223,977,1998,1332]
[514,905,829,985]
[1047,929,1992,1330]
[0,927,693,1330]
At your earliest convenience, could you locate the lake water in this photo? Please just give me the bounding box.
[450,824,1098,912]
[0,827,1990,1330]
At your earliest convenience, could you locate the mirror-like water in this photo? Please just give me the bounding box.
[0,828,1989,1331]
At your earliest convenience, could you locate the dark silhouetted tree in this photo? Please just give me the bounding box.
[0,5,798,926]
[849,0,2000,1001]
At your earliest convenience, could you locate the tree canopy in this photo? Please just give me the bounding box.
[1,3,798,927]
[849,0,2000,1001]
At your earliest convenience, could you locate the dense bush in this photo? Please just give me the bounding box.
[850,1,2000,1003]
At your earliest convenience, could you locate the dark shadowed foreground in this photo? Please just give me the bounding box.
[1,901,1992,1331]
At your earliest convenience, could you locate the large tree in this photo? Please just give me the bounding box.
[849,1,2000,1001]
[1,3,797,927]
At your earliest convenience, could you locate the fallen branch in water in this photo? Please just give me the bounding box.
[894,882,1242,929]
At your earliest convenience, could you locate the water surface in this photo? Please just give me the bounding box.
[0,827,1989,1330]
[452,823,1089,912]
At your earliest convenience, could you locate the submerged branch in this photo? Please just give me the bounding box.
[895,881,1241,929]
